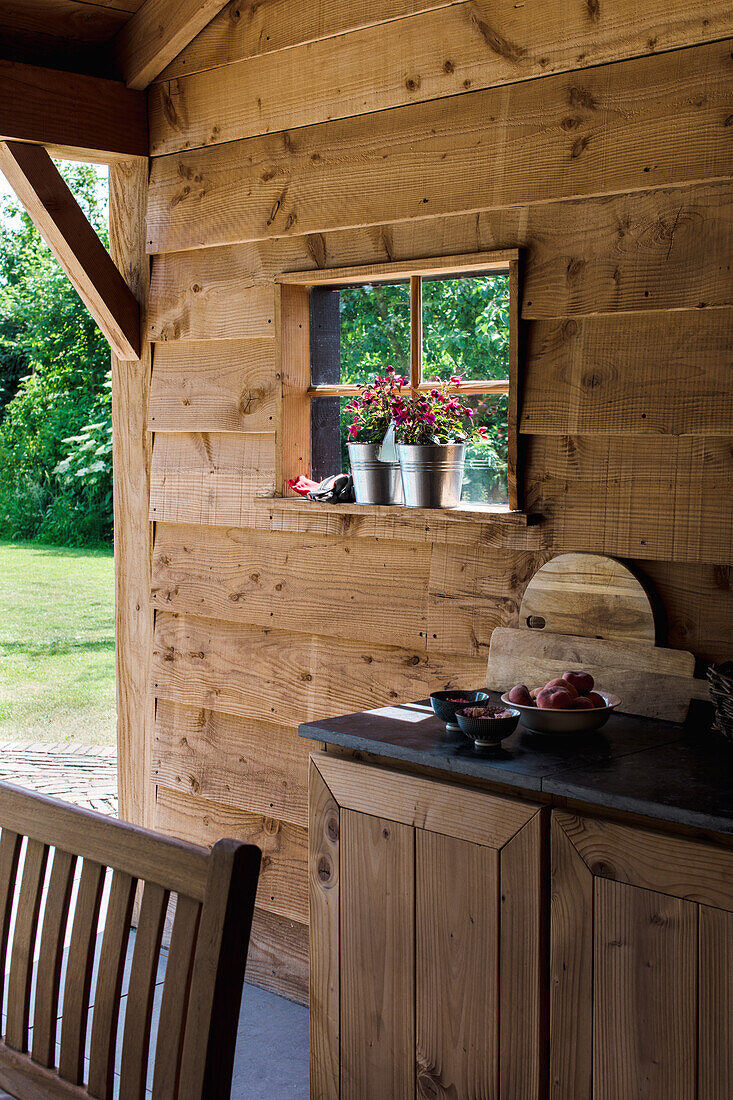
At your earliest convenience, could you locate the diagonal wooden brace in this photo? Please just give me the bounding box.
[0,141,141,361]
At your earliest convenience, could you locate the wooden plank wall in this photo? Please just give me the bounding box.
[141,0,733,1001]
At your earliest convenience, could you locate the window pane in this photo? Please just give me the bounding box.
[461,394,508,504]
[311,397,355,482]
[422,274,510,382]
[310,396,342,482]
[310,289,341,385]
[311,282,410,387]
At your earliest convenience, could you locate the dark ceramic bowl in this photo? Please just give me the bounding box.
[430,690,490,732]
[456,706,520,749]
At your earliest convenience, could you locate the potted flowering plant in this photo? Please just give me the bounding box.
[393,376,491,507]
[345,367,409,504]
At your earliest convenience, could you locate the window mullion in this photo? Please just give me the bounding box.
[410,274,422,397]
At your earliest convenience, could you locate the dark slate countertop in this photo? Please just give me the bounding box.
[299,694,733,837]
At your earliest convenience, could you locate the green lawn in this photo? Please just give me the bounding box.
[0,541,116,745]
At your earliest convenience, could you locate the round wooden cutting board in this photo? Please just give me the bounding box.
[488,553,708,722]
[518,553,656,645]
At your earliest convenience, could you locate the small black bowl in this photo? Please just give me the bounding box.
[430,690,490,732]
[456,705,520,750]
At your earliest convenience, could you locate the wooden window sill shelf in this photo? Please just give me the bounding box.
[256,496,540,527]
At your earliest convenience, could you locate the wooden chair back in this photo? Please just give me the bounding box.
[0,781,261,1100]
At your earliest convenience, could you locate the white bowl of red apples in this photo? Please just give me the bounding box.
[500,670,620,734]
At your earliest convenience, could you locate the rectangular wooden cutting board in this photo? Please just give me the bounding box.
[486,627,708,724]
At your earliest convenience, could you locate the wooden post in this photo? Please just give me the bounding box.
[109,159,155,830]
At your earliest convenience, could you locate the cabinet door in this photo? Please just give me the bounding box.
[551,813,733,1100]
[309,751,545,1100]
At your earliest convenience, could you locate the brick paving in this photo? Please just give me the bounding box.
[0,741,117,815]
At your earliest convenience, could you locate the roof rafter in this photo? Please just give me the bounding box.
[114,0,230,90]
[0,141,141,361]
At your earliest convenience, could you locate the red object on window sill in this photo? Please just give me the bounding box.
[288,476,320,497]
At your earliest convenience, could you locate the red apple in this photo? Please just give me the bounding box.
[572,696,595,710]
[562,670,594,695]
[507,684,533,706]
[586,691,607,709]
[537,687,575,710]
[544,677,578,699]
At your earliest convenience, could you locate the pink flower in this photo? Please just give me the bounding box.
[450,374,463,385]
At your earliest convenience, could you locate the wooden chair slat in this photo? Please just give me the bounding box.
[179,841,261,1100]
[6,838,49,1052]
[87,869,137,1100]
[59,858,106,1086]
[31,848,77,1067]
[0,783,208,901]
[0,829,22,1018]
[119,880,169,1100]
[151,894,201,1100]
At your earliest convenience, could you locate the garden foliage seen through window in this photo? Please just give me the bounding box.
[310,272,510,502]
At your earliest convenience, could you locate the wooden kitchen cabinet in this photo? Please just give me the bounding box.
[309,751,546,1099]
[551,813,733,1100]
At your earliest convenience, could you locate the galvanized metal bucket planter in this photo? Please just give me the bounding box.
[347,442,403,504]
[397,443,466,508]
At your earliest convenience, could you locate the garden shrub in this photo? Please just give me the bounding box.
[0,162,112,546]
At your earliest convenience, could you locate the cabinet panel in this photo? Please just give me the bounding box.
[593,879,698,1100]
[340,809,415,1099]
[416,830,499,1100]
[550,813,593,1100]
[699,905,733,1100]
[552,812,733,1100]
[500,812,546,1099]
[310,752,545,1098]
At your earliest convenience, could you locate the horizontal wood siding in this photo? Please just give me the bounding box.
[147,181,733,326]
[149,432,276,525]
[140,7,733,1000]
[153,701,316,826]
[158,0,733,81]
[154,785,307,924]
[148,340,278,432]
[146,41,733,253]
[525,435,733,566]
[149,3,733,155]
[151,611,487,727]
[522,312,733,436]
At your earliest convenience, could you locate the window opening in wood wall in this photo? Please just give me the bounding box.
[278,250,521,510]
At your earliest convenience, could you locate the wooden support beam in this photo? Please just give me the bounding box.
[0,142,141,360]
[0,59,147,161]
[114,0,231,91]
[109,158,155,829]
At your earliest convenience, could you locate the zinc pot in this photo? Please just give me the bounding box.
[347,442,403,505]
[397,443,466,508]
